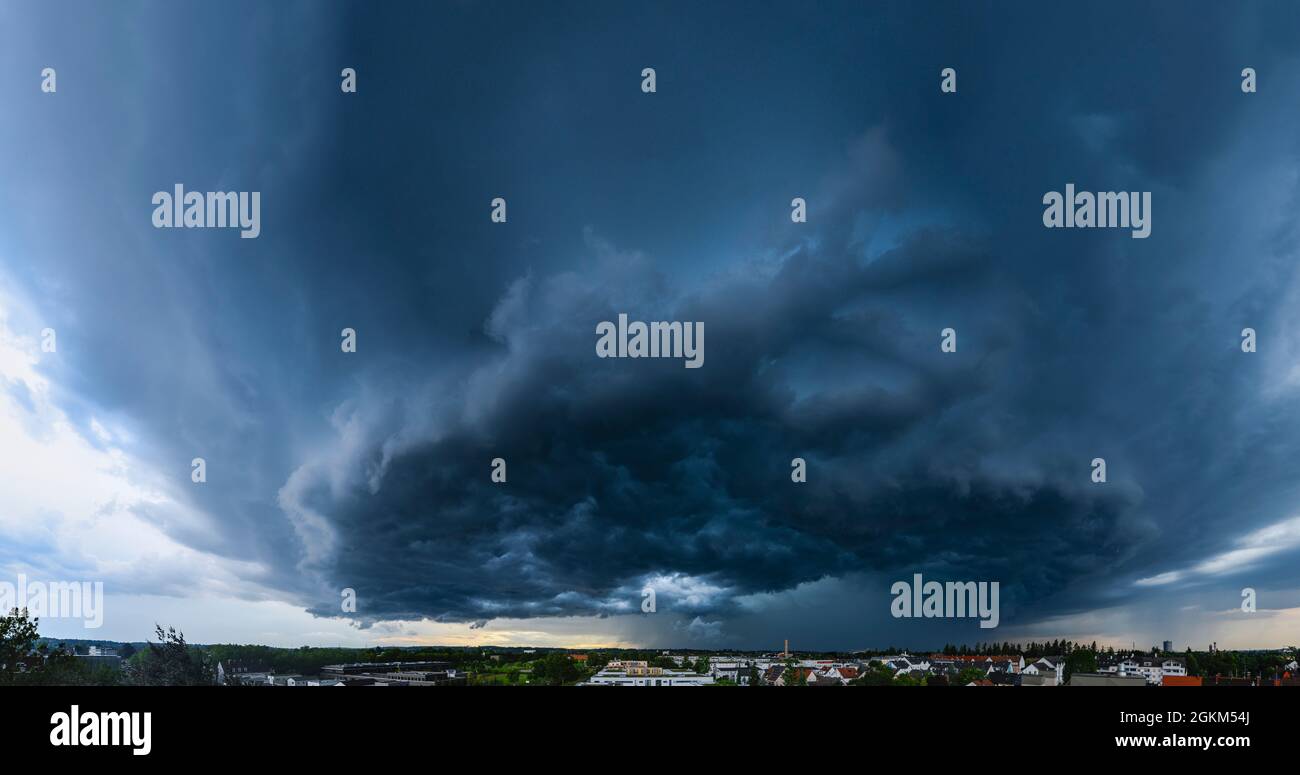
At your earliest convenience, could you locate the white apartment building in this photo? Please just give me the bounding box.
[1101,655,1187,684]
[584,661,715,686]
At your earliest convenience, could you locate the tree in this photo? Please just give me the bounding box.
[783,661,807,686]
[849,664,895,686]
[1064,649,1097,682]
[0,608,99,685]
[0,608,40,683]
[128,625,214,686]
[956,666,986,685]
[531,652,580,686]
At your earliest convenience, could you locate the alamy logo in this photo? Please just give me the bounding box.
[0,574,103,628]
[596,313,703,368]
[1042,183,1150,239]
[890,573,1000,629]
[50,706,151,756]
[152,184,261,238]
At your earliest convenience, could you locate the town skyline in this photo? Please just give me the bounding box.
[6,1,1300,657]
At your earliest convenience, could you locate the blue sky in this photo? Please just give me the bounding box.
[2,0,1300,650]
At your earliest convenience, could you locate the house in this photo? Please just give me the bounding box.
[986,659,1019,675]
[763,665,786,685]
[776,667,815,686]
[1020,673,1056,687]
[1022,657,1064,685]
[823,666,860,684]
[216,659,275,686]
[1162,675,1202,686]
[938,654,1025,673]
[884,657,931,676]
[710,662,752,684]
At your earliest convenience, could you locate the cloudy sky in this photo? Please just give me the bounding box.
[2,0,1300,650]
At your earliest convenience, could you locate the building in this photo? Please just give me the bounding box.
[1162,675,1202,686]
[321,661,454,676]
[709,662,752,684]
[216,660,273,686]
[1204,675,1255,687]
[1022,657,1064,685]
[582,661,714,686]
[1070,673,1147,686]
[823,665,860,684]
[1098,653,1186,684]
[873,655,931,676]
[1163,640,1173,653]
[776,667,815,686]
[934,654,1026,673]
[806,672,841,687]
[319,661,464,686]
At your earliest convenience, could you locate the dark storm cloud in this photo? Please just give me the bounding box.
[289,2,1300,633]
[291,168,1150,625]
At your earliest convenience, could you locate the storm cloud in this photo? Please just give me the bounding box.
[4,0,1300,647]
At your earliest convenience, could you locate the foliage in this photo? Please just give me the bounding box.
[0,608,117,685]
[956,666,986,685]
[1064,649,1097,682]
[0,607,40,683]
[530,652,581,685]
[128,624,214,686]
[782,660,807,686]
